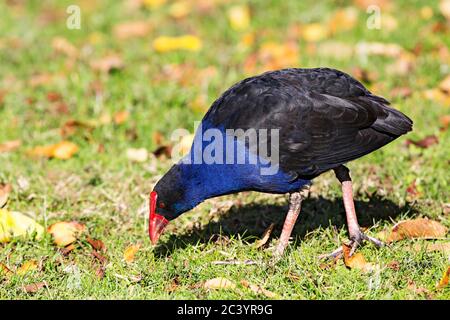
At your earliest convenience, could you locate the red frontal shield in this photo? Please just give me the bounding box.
[149,191,169,245]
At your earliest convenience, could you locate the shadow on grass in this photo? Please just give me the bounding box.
[154,195,416,257]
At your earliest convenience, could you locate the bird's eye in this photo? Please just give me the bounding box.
[159,202,165,209]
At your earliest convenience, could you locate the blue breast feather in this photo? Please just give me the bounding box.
[176,121,311,203]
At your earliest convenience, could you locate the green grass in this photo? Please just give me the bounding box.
[0,0,449,299]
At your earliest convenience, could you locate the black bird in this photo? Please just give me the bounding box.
[149,67,413,257]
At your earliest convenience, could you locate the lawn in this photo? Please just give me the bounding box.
[0,0,449,299]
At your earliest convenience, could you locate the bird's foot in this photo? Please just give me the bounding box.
[319,229,385,260]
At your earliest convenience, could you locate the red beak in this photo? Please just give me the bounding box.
[149,191,169,245]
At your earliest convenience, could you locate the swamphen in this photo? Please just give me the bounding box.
[149,68,412,257]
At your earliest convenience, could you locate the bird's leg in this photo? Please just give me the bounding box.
[323,165,384,258]
[274,185,310,258]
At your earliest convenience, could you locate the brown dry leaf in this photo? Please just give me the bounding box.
[328,7,358,34]
[29,73,53,87]
[123,244,140,263]
[440,74,450,93]
[51,37,78,58]
[380,218,448,243]
[440,115,450,131]
[241,280,278,298]
[113,110,130,124]
[406,135,439,149]
[203,277,236,290]
[92,250,107,264]
[254,223,275,249]
[90,55,124,73]
[113,21,152,40]
[87,237,105,252]
[440,0,450,20]
[23,281,47,293]
[28,141,79,160]
[245,41,299,74]
[59,244,76,256]
[0,262,13,276]
[0,140,21,153]
[0,184,12,208]
[342,243,374,272]
[407,280,431,296]
[60,120,94,137]
[17,260,38,275]
[387,260,400,271]
[437,266,450,289]
[412,242,450,255]
[47,221,86,247]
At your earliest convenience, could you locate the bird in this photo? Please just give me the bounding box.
[149,67,413,258]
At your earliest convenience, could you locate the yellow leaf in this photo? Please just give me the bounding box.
[123,244,141,263]
[420,6,433,20]
[169,1,191,19]
[28,141,78,160]
[153,35,202,53]
[342,243,374,272]
[143,0,166,9]
[437,266,450,289]
[227,5,250,31]
[302,23,328,42]
[0,209,44,243]
[47,221,85,247]
[17,260,38,275]
[204,277,236,290]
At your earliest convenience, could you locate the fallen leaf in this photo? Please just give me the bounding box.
[23,281,47,293]
[342,243,374,272]
[123,244,140,263]
[407,279,431,296]
[51,37,78,58]
[169,1,192,19]
[406,179,421,199]
[0,140,21,153]
[203,277,236,290]
[420,6,434,20]
[126,148,148,162]
[301,23,328,42]
[59,244,76,255]
[153,145,172,158]
[387,260,400,271]
[380,218,448,243]
[87,237,105,252]
[113,110,130,124]
[412,242,450,255]
[143,0,167,9]
[60,120,94,137]
[17,260,38,275]
[153,35,202,53]
[440,0,450,20]
[241,280,278,298]
[0,184,12,208]
[440,115,450,131]
[113,21,153,40]
[227,5,250,31]
[29,73,53,87]
[437,266,450,289]
[0,209,44,243]
[254,223,275,249]
[28,141,79,160]
[406,135,439,149]
[95,266,105,279]
[0,262,13,276]
[47,221,86,247]
[328,7,358,34]
[90,55,124,73]
[92,250,107,264]
[390,87,413,99]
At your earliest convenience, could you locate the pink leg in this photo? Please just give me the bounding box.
[320,166,384,259]
[274,186,310,257]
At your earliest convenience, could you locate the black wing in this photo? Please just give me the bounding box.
[203,68,413,179]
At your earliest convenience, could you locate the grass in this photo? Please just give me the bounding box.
[0,0,449,299]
